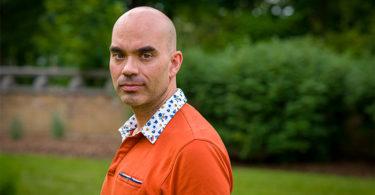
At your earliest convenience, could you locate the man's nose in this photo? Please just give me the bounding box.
[121,57,139,76]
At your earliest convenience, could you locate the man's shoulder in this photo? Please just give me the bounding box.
[169,103,226,150]
[159,104,233,194]
[179,103,212,130]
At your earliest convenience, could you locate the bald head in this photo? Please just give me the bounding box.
[112,6,177,53]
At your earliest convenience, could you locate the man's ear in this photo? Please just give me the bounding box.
[169,51,183,79]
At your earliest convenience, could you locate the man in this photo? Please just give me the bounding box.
[101,6,233,195]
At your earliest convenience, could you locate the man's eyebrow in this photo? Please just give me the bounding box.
[109,46,157,54]
[136,46,157,53]
[109,46,122,53]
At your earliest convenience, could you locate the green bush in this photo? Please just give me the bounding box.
[9,117,23,140]
[178,37,375,162]
[51,113,65,139]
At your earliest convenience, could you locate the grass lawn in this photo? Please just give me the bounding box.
[0,153,374,195]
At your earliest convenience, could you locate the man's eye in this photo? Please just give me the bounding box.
[112,53,125,60]
[140,52,153,60]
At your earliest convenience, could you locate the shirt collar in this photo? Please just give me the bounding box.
[118,88,187,144]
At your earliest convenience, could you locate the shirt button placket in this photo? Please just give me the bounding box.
[107,134,142,176]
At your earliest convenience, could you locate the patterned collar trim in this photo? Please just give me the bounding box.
[118,88,187,144]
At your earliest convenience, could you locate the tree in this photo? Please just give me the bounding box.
[34,0,125,69]
[0,0,45,65]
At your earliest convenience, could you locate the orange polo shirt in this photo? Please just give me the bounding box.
[100,103,233,194]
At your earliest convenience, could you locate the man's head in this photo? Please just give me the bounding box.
[109,7,182,109]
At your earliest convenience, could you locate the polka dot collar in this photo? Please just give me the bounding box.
[118,88,187,144]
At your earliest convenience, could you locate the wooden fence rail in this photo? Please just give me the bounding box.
[0,66,113,94]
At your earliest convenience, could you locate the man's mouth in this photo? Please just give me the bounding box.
[119,83,144,92]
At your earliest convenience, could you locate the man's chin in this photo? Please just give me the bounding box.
[120,95,144,107]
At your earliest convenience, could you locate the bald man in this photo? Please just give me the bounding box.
[101,7,233,195]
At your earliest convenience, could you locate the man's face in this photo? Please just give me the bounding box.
[109,18,172,108]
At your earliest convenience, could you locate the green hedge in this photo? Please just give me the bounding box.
[178,37,375,162]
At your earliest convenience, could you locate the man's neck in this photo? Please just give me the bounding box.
[132,87,177,130]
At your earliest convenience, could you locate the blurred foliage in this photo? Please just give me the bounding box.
[51,113,65,139]
[0,0,45,65]
[178,37,375,162]
[34,0,125,69]
[129,0,375,56]
[1,0,375,66]
[9,117,23,140]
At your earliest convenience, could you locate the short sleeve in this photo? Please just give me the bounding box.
[161,140,233,195]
